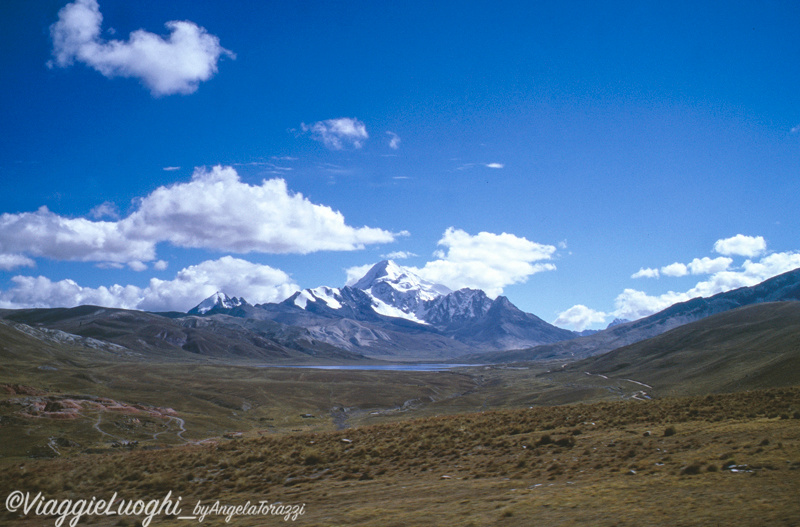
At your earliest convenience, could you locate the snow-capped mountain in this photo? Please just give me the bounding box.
[353,260,452,316]
[284,260,479,325]
[188,292,250,315]
[184,261,578,357]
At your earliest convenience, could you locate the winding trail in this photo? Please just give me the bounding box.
[583,372,654,400]
[152,415,189,442]
[87,411,122,441]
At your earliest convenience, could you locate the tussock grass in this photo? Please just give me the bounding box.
[1,387,798,526]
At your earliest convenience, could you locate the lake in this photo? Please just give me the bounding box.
[262,364,481,372]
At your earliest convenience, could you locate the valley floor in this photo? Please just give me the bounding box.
[1,387,798,526]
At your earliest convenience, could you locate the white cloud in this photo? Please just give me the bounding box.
[89,201,119,219]
[0,166,396,266]
[163,166,181,171]
[0,254,36,271]
[554,305,607,332]
[345,263,375,286]
[0,206,155,263]
[141,256,299,311]
[631,267,659,279]
[49,0,233,96]
[301,118,368,150]
[484,163,505,169]
[740,251,800,281]
[612,288,687,321]
[713,234,766,258]
[128,261,148,272]
[0,256,299,312]
[381,251,417,260]
[612,244,800,320]
[633,256,733,280]
[386,131,401,150]
[410,228,556,297]
[124,165,396,254]
[687,256,732,275]
[153,260,169,271]
[0,275,145,310]
[660,262,688,277]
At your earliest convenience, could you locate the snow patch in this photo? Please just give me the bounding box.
[370,297,428,325]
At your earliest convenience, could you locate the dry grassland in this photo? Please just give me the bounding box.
[1,387,798,526]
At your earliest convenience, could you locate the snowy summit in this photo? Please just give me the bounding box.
[352,260,451,313]
[188,291,249,315]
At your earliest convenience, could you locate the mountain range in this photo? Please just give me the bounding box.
[184,260,577,359]
[1,261,798,365]
[466,266,800,363]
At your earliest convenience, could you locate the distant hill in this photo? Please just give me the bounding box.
[469,267,800,363]
[561,301,800,395]
[0,305,364,364]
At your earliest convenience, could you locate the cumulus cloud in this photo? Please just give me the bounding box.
[554,305,608,332]
[125,165,395,254]
[0,166,396,266]
[0,254,36,271]
[381,251,417,260]
[409,228,556,297]
[301,118,368,150]
[631,267,660,279]
[0,275,145,311]
[49,0,233,96]
[612,288,688,321]
[713,234,766,258]
[89,201,119,220]
[688,256,732,275]
[386,131,401,150]
[634,257,732,280]
[345,263,375,286]
[0,256,299,312]
[141,256,299,311]
[485,163,505,169]
[612,237,800,320]
[0,206,155,263]
[660,262,688,277]
[344,229,556,296]
[128,261,148,272]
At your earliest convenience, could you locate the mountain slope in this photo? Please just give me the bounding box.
[471,266,800,362]
[562,301,800,395]
[1,306,364,363]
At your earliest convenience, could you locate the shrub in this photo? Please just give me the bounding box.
[554,437,575,448]
[681,464,703,476]
[304,454,322,466]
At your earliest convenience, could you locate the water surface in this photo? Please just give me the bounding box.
[263,363,480,372]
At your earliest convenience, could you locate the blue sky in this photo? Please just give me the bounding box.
[1,0,799,330]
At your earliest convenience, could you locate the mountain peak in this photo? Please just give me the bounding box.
[188,291,249,315]
[352,260,451,297]
[352,260,403,289]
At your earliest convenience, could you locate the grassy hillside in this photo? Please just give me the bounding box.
[2,302,800,525]
[470,271,800,363]
[1,387,798,526]
[562,302,800,396]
